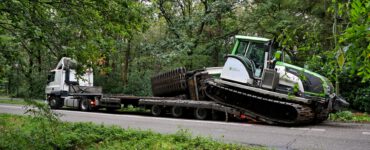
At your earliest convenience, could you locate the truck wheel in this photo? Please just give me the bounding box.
[151,105,163,117]
[194,108,209,120]
[171,106,184,118]
[80,98,90,111]
[49,97,62,109]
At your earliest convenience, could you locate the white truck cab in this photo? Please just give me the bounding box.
[45,57,105,110]
[45,57,94,96]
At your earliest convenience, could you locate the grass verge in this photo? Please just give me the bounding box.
[0,113,265,150]
[329,111,370,122]
[0,96,43,105]
[0,99,29,105]
[118,105,150,113]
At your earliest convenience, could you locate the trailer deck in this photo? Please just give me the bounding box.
[95,95,248,121]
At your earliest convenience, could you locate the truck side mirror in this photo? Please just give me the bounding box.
[65,69,70,84]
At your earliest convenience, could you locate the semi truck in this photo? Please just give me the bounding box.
[45,35,348,125]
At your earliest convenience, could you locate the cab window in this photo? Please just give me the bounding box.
[47,72,55,83]
[235,41,249,56]
[245,43,265,77]
[234,40,266,78]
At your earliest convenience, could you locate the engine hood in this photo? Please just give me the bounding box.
[275,62,334,98]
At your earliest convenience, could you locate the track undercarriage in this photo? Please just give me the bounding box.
[205,79,321,125]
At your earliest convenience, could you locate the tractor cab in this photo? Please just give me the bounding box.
[220,35,280,90]
[231,36,271,78]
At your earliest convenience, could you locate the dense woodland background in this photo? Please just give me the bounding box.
[0,0,369,112]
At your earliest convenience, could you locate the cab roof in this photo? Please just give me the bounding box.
[235,35,270,43]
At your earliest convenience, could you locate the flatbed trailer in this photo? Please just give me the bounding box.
[98,95,249,121]
[138,99,248,121]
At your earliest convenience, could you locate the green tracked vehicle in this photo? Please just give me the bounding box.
[150,35,348,125]
[45,35,348,125]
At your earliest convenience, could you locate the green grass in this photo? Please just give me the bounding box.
[329,111,370,122]
[0,99,28,105]
[0,99,43,105]
[118,105,150,113]
[0,113,265,150]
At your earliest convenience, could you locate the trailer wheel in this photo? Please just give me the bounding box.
[80,98,90,111]
[151,105,163,117]
[171,106,184,118]
[49,97,62,109]
[194,108,209,120]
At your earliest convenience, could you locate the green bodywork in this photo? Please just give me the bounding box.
[276,61,330,97]
[229,35,331,98]
[231,40,240,54]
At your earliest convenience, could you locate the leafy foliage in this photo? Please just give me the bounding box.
[329,111,370,122]
[0,0,369,111]
[339,0,370,82]
[0,0,149,96]
[341,86,370,112]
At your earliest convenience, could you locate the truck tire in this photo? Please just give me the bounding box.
[151,105,163,117]
[171,106,184,118]
[194,108,209,120]
[80,98,90,111]
[49,97,62,109]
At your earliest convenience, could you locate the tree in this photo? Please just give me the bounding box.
[154,0,242,69]
[339,0,370,82]
[0,0,148,97]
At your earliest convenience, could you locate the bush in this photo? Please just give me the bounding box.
[329,111,370,122]
[0,114,262,150]
[122,70,153,96]
[345,87,370,112]
[329,111,354,121]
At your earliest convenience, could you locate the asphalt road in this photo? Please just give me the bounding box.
[0,104,369,150]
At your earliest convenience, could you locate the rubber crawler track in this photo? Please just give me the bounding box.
[205,79,315,125]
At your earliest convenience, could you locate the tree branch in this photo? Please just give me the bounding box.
[157,0,180,38]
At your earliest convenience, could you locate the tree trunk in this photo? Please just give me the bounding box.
[212,13,222,67]
[122,38,132,85]
[37,48,42,73]
[26,52,34,97]
[7,74,11,96]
